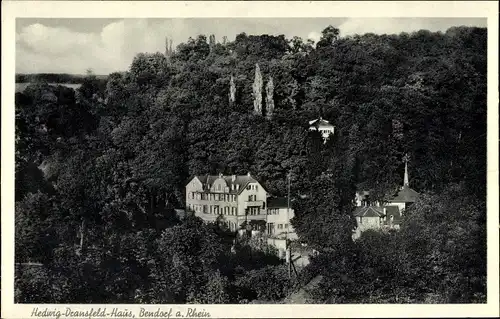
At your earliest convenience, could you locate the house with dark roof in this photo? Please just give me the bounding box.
[185,172,267,231]
[352,159,419,239]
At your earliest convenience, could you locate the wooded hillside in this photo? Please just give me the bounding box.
[14,26,487,303]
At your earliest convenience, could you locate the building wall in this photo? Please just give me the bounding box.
[237,182,267,221]
[266,207,297,239]
[355,216,383,232]
[185,177,268,231]
[387,201,406,213]
[267,238,288,259]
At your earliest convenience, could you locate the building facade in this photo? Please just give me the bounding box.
[265,197,298,259]
[185,173,267,231]
[265,197,298,240]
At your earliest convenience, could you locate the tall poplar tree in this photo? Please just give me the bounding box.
[252,64,263,115]
[265,76,275,120]
[229,74,236,105]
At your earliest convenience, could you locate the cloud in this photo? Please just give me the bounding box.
[16,19,169,74]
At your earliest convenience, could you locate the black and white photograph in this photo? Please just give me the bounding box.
[2,1,499,318]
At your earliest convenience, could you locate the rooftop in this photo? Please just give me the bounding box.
[267,197,289,209]
[190,173,260,194]
[309,118,334,128]
[390,185,419,203]
[353,205,403,225]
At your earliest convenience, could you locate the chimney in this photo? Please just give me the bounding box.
[232,175,236,182]
[219,172,223,179]
[383,207,387,215]
[247,172,251,177]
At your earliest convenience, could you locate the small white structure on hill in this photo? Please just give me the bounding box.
[309,118,335,142]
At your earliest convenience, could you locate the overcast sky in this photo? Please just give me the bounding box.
[16,18,486,75]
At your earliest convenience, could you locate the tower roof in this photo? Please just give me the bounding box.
[391,186,419,203]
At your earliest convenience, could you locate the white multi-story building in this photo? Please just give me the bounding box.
[185,173,267,231]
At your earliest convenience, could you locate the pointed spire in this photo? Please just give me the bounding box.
[403,153,409,187]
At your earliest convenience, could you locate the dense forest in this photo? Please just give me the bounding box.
[15,25,487,303]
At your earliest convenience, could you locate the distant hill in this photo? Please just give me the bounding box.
[15,82,83,93]
[16,73,108,84]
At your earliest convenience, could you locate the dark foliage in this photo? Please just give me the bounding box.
[14,25,486,303]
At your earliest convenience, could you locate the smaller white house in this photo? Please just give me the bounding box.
[309,118,335,142]
[265,197,298,259]
[266,197,297,240]
[352,160,419,239]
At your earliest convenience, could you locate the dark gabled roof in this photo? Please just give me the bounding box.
[267,197,289,209]
[390,185,419,203]
[353,206,385,217]
[189,174,261,195]
[353,205,403,219]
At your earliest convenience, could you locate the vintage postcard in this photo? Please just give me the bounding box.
[2,1,499,318]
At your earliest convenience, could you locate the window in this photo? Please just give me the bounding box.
[267,223,275,235]
[278,224,283,229]
[359,217,363,224]
[284,224,288,229]
[255,185,258,191]
[247,185,251,190]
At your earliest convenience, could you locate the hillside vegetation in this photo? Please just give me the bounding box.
[15,26,486,303]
